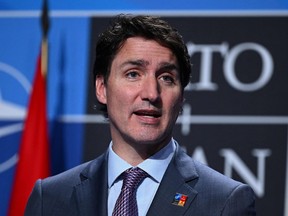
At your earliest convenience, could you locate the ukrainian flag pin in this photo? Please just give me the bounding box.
[172,193,188,207]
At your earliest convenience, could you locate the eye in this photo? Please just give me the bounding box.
[126,71,140,79]
[160,74,175,84]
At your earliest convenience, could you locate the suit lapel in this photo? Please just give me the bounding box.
[70,145,198,216]
[147,146,199,216]
[73,152,109,216]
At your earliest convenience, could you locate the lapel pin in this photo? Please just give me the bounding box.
[172,193,188,207]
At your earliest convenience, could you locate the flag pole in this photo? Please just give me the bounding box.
[41,0,49,77]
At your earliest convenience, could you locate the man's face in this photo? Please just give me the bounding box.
[96,37,183,149]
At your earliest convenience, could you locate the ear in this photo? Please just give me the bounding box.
[95,75,107,104]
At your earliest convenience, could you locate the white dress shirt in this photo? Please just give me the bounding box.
[107,139,176,216]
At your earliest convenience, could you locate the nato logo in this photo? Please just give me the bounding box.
[0,62,30,174]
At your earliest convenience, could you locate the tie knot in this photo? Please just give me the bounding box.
[122,167,148,190]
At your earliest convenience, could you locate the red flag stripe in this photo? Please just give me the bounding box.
[8,51,50,216]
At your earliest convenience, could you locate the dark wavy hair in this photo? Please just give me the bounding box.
[93,14,191,116]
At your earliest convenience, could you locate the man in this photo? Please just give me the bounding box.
[25,15,256,215]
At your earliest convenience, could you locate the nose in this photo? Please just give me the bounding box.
[140,77,160,103]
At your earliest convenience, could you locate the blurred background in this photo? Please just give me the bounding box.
[0,0,288,215]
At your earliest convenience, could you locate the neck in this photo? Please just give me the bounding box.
[111,138,171,166]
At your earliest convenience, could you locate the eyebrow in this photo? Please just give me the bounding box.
[158,62,179,72]
[120,59,149,69]
[120,59,179,71]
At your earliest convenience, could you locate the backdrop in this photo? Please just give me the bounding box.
[0,1,288,215]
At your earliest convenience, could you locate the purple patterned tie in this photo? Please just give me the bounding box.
[112,167,148,216]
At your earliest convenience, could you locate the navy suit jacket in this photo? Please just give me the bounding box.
[25,145,256,215]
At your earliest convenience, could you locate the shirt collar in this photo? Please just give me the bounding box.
[108,139,176,188]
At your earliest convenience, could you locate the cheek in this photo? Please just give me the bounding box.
[106,87,134,110]
[168,91,183,108]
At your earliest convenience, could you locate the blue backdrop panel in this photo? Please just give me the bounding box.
[0,17,90,216]
[0,0,288,10]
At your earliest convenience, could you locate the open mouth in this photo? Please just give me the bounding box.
[134,109,161,118]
